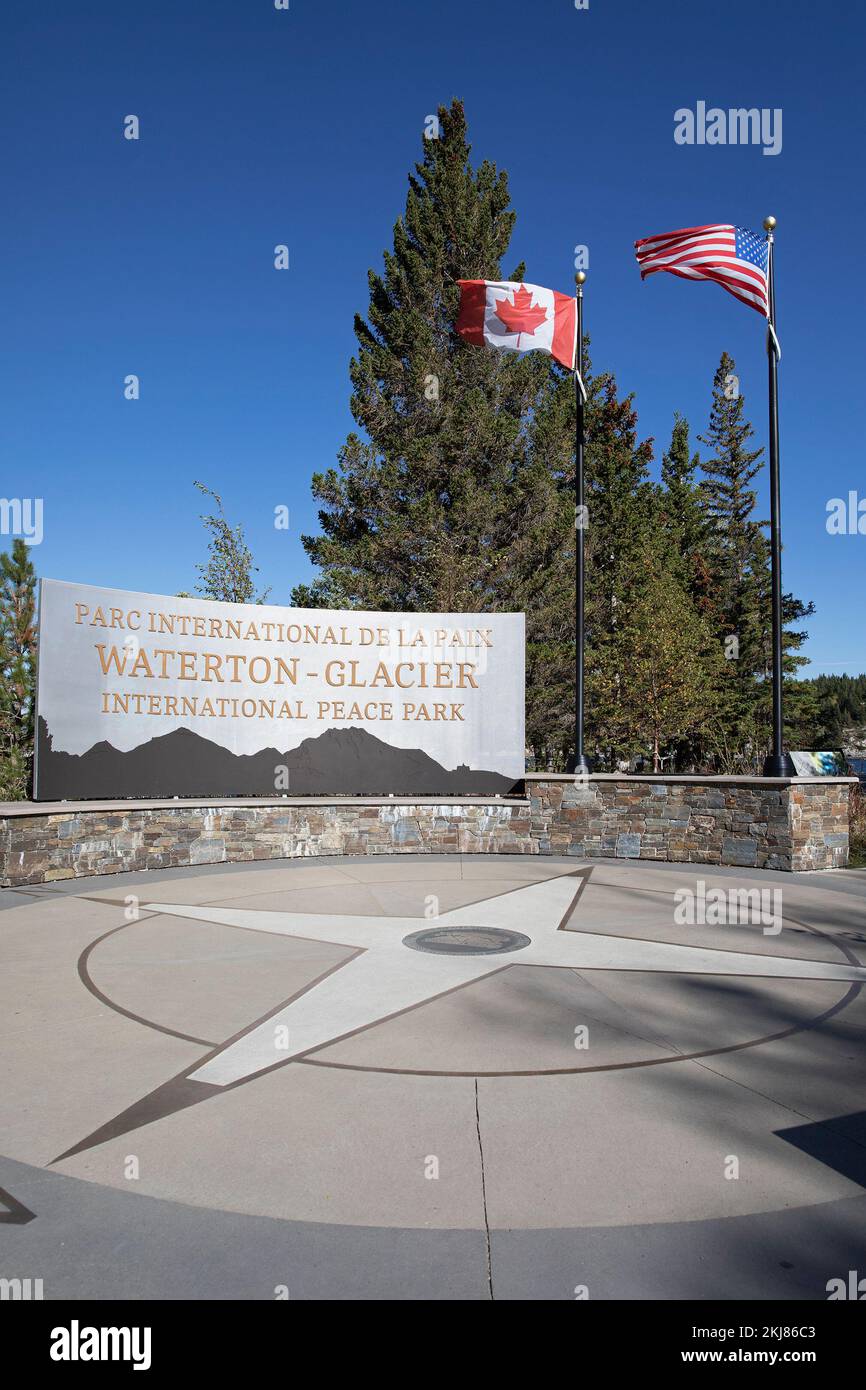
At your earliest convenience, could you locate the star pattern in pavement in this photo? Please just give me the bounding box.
[55,869,866,1161]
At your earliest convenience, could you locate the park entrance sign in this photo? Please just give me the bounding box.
[34,580,525,801]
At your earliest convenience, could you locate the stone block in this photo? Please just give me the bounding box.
[188,837,226,865]
[722,837,758,867]
[616,832,641,858]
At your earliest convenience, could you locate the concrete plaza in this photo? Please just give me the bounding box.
[2,853,865,1300]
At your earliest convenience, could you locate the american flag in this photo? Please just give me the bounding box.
[634,224,769,317]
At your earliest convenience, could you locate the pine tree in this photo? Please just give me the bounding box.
[698,352,766,627]
[291,99,553,615]
[660,413,708,587]
[0,539,37,798]
[696,353,813,766]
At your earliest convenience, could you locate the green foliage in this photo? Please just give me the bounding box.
[193,482,270,605]
[692,355,813,767]
[588,530,728,771]
[790,673,866,747]
[660,413,708,588]
[0,539,37,799]
[509,358,658,764]
[291,98,551,614]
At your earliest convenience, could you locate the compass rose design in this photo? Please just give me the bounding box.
[56,868,866,1162]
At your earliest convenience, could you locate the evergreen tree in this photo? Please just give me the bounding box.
[782,678,824,751]
[291,99,552,615]
[802,673,866,745]
[697,353,813,765]
[659,413,710,594]
[697,352,766,631]
[661,412,697,493]
[0,539,37,798]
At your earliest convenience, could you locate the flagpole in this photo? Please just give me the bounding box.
[571,270,591,776]
[761,215,795,778]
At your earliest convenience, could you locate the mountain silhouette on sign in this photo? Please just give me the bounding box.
[35,718,519,800]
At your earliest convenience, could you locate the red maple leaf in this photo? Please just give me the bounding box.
[492,285,548,337]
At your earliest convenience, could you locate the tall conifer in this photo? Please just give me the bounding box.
[697,353,812,764]
[292,99,550,614]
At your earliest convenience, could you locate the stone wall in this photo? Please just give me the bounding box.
[0,776,854,887]
[0,800,531,887]
[526,775,854,872]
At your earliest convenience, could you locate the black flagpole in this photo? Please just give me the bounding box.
[571,270,591,775]
[761,216,795,777]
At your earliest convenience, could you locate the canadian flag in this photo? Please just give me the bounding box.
[456,279,576,371]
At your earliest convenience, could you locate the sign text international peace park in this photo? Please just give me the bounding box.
[35,579,525,801]
[74,597,492,722]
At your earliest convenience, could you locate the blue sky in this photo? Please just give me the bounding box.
[3,0,864,676]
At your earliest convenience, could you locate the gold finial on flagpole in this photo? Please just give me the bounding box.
[763,215,777,233]
[575,270,587,286]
